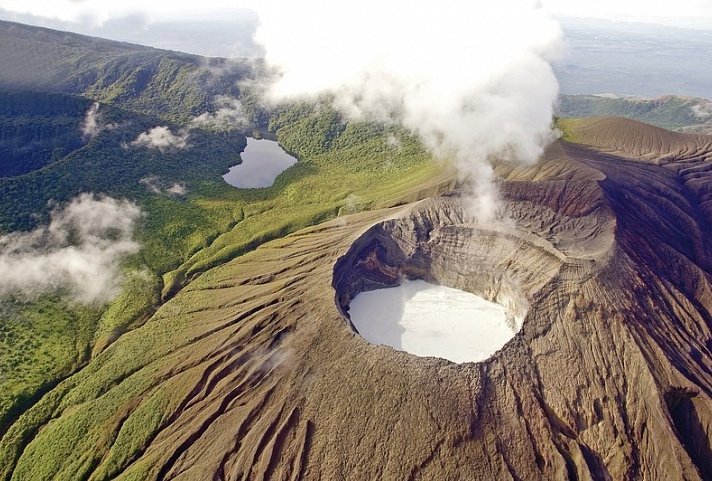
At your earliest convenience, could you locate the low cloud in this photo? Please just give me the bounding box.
[165,183,187,196]
[139,175,188,197]
[385,134,402,151]
[130,126,189,152]
[691,103,712,119]
[0,194,142,303]
[191,96,248,131]
[139,176,163,195]
[81,102,117,139]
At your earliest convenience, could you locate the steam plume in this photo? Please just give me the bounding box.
[251,0,563,221]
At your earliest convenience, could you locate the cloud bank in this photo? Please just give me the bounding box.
[130,126,189,152]
[132,96,246,154]
[252,0,563,221]
[0,194,142,303]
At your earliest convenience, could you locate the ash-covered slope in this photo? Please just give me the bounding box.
[567,117,712,163]
[2,121,712,480]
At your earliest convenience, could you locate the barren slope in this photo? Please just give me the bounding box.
[2,120,712,480]
[565,117,712,163]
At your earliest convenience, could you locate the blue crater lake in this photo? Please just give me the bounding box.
[223,137,297,189]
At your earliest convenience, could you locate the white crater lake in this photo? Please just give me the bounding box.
[348,279,518,363]
[223,137,297,188]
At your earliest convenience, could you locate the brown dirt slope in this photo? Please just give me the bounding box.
[568,117,712,164]
[2,119,712,480]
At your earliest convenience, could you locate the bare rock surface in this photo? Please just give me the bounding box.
[2,120,712,480]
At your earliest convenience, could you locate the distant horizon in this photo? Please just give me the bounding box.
[3,13,712,101]
[2,4,712,59]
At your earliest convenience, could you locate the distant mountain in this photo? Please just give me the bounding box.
[558,94,712,134]
[0,20,258,123]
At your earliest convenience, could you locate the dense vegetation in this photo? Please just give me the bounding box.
[0,93,248,437]
[0,91,91,176]
[0,20,261,124]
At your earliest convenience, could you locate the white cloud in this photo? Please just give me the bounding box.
[253,0,563,221]
[191,96,247,131]
[0,194,142,303]
[80,102,117,139]
[130,126,189,152]
[140,176,188,197]
[385,134,402,151]
[81,102,101,139]
[4,1,710,26]
[138,176,163,194]
[166,183,187,196]
[691,103,712,119]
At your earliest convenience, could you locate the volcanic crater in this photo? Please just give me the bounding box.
[332,185,613,363]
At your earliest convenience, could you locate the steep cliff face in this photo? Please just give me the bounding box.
[2,122,712,481]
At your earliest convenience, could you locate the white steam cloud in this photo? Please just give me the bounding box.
[191,96,248,131]
[130,126,189,152]
[0,194,142,303]
[251,0,563,221]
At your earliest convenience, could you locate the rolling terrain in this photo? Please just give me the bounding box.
[558,94,712,134]
[0,20,257,124]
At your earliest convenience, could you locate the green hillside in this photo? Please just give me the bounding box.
[0,91,92,177]
[558,94,712,133]
[0,20,260,124]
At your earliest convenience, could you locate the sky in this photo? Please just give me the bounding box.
[1,0,711,24]
[1,0,711,57]
[545,0,712,26]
